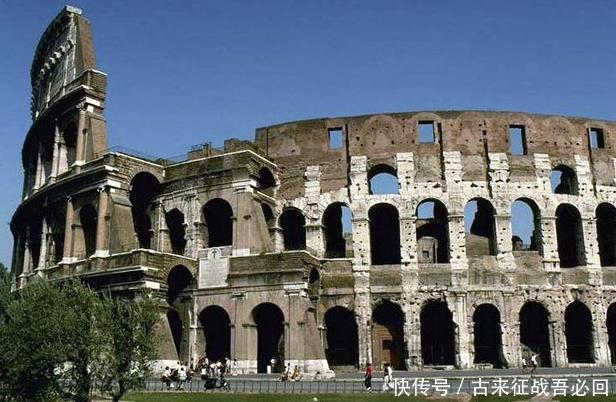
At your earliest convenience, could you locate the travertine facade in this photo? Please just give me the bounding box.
[11,7,616,374]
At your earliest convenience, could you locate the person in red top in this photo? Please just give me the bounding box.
[364,363,373,392]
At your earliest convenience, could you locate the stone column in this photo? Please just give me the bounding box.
[452,293,471,368]
[495,212,516,270]
[50,123,61,181]
[582,217,601,269]
[94,187,110,256]
[305,223,324,257]
[34,146,44,189]
[74,107,86,171]
[62,197,75,262]
[541,215,560,271]
[592,299,610,366]
[396,152,415,195]
[35,218,48,273]
[271,226,284,252]
[551,318,567,367]
[448,213,467,271]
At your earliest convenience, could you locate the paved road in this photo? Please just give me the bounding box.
[144,367,616,395]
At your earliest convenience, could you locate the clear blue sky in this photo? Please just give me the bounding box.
[1,0,615,266]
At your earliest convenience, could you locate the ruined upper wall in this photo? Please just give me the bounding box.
[255,111,616,199]
[30,5,100,121]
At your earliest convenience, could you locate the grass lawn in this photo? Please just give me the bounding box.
[125,393,616,402]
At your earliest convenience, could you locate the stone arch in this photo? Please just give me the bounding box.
[596,203,616,267]
[322,202,353,258]
[166,264,195,304]
[416,198,450,263]
[257,167,276,191]
[78,203,97,258]
[551,165,578,195]
[251,302,285,373]
[199,305,231,362]
[372,300,405,370]
[368,164,399,195]
[464,197,497,256]
[519,301,552,367]
[369,203,401,265]
[565,300,595,363]
[279,207,306,250]
[165,208,187,255]
[556,203,585,268]
[421,299,456,366]
[130,172,161,249]
[511,197,542,254]
[324,306,358,367]
[472,303,504,368]
[202,198,233,247]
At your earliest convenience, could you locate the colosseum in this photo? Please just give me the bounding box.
[10,6,616,375]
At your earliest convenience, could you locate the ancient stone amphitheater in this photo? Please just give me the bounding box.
[10,6,616,375]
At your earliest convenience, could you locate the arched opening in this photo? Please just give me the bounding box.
[519,302,552,367]
[551,165,578,195]
[47,212,65,265]
[62,122,77,171]
[27,218,43,267]
[607,303,616,364]
[368,164,399,195]
[369,204,401,265]
[511,198,542,253]
[79,204,97,258]
[167,309,183,360]
[252,303,285,373]
[165,209,186,255]
[596,203,616,267]
[280,208,306,250]
[323,203,353,258]
[556,204,585,268]
[565,301,594,363]
[372,301,405,370]
[130,172,161,249]
[421,300,456,366]
[166,265,194,304]
[41,139,53,182]
[473,304,504,368]
[257,167,276,191]
[465,198,497,256]
[203,199,233,247]
[324,306,358,367]
[416,199,450,263]
[200,305,231,362]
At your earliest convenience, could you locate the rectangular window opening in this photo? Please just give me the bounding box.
[328,127,343,149]
[589,128,605,149]
[418,121,435,143]
[509,125,527,155]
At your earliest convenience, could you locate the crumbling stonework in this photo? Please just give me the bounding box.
[10,6,616,375]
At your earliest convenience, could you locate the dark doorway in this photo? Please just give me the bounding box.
[473,304,504,367]
[324,306,358,367]
[372,301,405,369]
[607,303,616,365]
[79,204,97,258]
[280,208,306,250]
[519,302,551,367]
[203,199,233,247]
[323,203,353,258]
[556,204,585,268]
[596,203,616,267]
[421,300,456,366]
[166,265,194,303]
[200,305,231,362]
[167,309,182,359]
[129,172,160,249]
[565,301,595,363]
[165,209,187,255]
[252,303,285,373]
[369,204,401,265]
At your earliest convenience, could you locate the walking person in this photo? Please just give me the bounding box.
[364,363,373,392]
[530,353,539,374]
[178,366,187,390]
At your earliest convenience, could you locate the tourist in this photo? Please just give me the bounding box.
[178,366,187,390]
[291,365,301,381]
[382,362,393,391]
[231,358,239,376]
[364,363,372,392]
[161,366,172,390]
[530,353,538,374]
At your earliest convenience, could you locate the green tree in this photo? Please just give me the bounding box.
[97,295,160,402]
